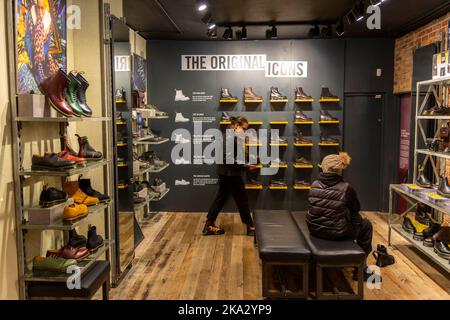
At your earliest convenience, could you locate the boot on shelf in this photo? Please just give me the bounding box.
[270,87,287,101]
[320,87,339,100]
[87,225,104,252]
[79,177,110,203]
[220,88,238,101]
[416,165,432,188]
[65,73,84,117]
[76,134,103,161]
[244,87,263,101]
[39,68,74,117]
[438,175,450,197]
[295,87,313,101]
[63,180,99,206]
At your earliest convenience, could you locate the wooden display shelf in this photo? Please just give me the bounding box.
[294,143,314,147]
[293,186,312,190]
[318,143,340,147]
[244,99,264,104]
[219,99,239,104]
[319,120,340,124]
[270,99,289,104]
[294,99,314,103]
[319,98,340,103]
[269,185,289,190]
[293,164,314,169]
[269,121,289,125]
[294,121,314,125]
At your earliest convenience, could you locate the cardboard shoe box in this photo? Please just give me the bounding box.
[18,94,62,118]
[27,201,68,225]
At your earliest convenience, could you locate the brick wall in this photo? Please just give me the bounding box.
[394,13,450,94]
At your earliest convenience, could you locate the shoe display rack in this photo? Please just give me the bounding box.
[388,76,450,274]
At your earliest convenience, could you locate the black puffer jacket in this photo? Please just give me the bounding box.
[307,173,362,239]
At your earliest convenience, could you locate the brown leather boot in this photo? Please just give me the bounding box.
[63,181,99,206]
[244,87,263,101]
[295,87,313,100]
[39,68,74,117]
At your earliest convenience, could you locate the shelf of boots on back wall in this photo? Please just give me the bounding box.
[387,76,450,275]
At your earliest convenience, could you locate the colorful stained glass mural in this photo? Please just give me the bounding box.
[16,0,66,94]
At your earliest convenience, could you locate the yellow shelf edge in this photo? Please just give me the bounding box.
[248,122,264,125]
[116,121,126,125]
[294,143,314,147]
[270,100,289,103]
[219,99,239,103]
[270,165,288,168]
[319,99,341,103]
[219,121,232,125]
[319,121,340,124]
[245,186,263,190]
[116,143,127,147]
[246,144,263,147]
[270,121,289,125]
[293,165,314,169]
[269,186,289,190]
[318,143,340,147]
[244,100,264,103]
[294,121,314,125]
[294,99,314,103]
[294,186,312,190]
[270,144,289,147]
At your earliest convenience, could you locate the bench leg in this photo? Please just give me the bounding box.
[316,264,323,300]
[262,262,269,299]
[102,278,110,301]
[357,262,364,300]
[302,263,309,298]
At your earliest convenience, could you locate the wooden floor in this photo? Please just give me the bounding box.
[110,212,450,300]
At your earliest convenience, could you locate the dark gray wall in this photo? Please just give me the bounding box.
[148,39,345,212]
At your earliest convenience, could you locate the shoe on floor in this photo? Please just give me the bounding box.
[202,223,225,236]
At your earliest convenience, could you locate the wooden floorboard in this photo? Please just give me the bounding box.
[110,212,450,300]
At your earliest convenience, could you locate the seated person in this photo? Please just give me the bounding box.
[306,152,375,281]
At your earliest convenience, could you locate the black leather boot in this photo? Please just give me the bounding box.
[79,177,110,203]
[320,110,338,121]
[373,245,395,267]
[416,166,432,188]
[434,240,450,260]
[415,203,431,226]
[220,88,237,101]
[420,223,442,244]
[75,73,93,117]
[438,175,450,197]
[402,217,416,234]
[270,87,287,100]
[68,229,87,248]
[76,135,103,161]
[424,226,450,247]
[320,87,339,100]
[87,225,104,251]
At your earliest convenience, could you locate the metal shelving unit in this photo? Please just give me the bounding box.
[388,76,450,275]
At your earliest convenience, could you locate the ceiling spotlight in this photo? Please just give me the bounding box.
[207,21,216,30]
[223,27,233,40]
[241,26,248,40]
[197,0,208,11]
[370,0,385,6]
[353,1,365,22]
[335,20,345,37]
[321,25,333,37]
[308,25,320,38]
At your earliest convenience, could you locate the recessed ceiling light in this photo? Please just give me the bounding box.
[197,1,208,11]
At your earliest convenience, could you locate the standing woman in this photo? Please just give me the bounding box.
[203,116,257,236]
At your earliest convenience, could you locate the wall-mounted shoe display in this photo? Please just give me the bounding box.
[270,87,288,101]
[294,131,313,145]
[116,88,127,103]
[39,185,68,208]
[319,87,339,101]
[320,110,339,122]
[221,112,231,122]
[295,157,312,166]
[244,87,263,102]
[270,180,287,187]
[271,131,288,144]
[319,134,340,145]
[220,88,238,102]
[175,89,190,102]
[295,110,312,122]
[295,87,313,101]
[294,180,311,188]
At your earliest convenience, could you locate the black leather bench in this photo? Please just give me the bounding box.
[27,261,110,300]
[291,212,365,300]
[254,210,311,299]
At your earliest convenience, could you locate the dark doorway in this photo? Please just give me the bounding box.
[344,95,383,211]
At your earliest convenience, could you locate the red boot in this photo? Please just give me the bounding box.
[39,68,74,117]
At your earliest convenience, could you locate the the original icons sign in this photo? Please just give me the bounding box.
[181,54,308,78]
[265,61,307,78]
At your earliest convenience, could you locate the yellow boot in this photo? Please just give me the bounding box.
[64,203,88,220]
[63,181,99,206]
[412,218,429,233]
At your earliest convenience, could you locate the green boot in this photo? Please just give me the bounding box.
[33,256,77,273]
[65,72,84,117]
